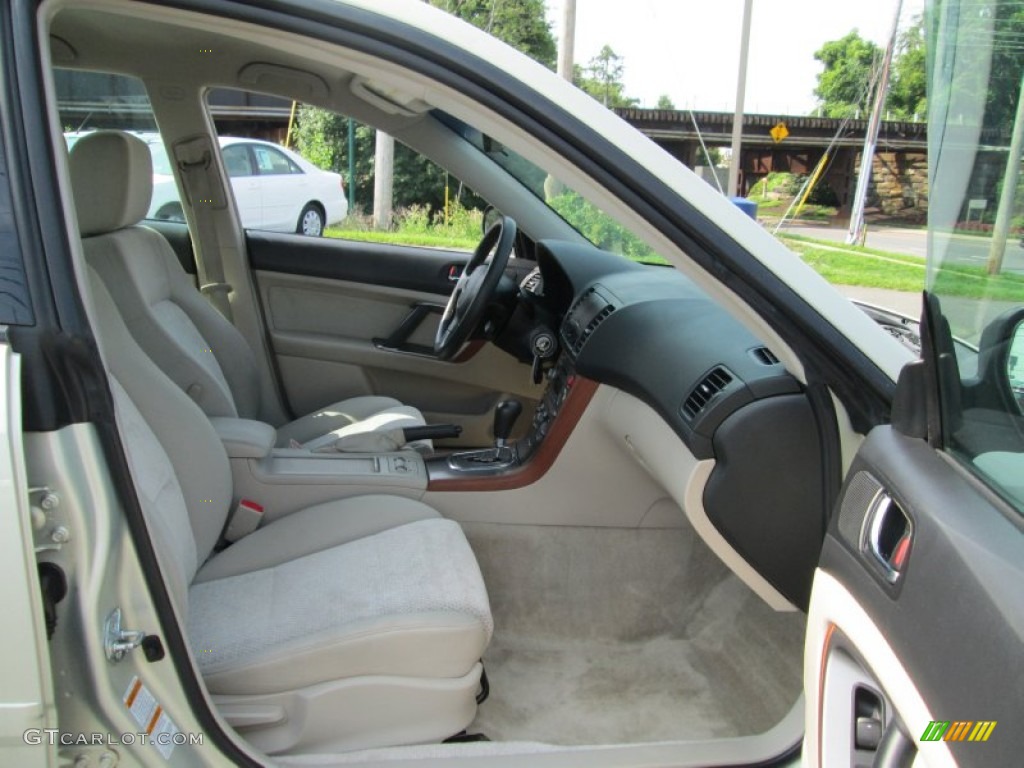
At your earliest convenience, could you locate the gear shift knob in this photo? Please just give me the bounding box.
[493,400,523,447]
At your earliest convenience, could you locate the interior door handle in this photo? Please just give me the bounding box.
[371,303,445,358]
[863,492,913,584]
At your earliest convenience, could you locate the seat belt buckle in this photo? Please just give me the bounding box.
[224,499,264,543]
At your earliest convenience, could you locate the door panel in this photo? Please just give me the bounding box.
[248,233,542,445]
[247,230,472,295]
[806,425,1024,768]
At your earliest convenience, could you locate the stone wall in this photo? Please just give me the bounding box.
[864,151,929,219]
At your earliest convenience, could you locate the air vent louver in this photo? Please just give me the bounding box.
[682,366,734,420]
[751,346,780,366]
[563,288,615,355]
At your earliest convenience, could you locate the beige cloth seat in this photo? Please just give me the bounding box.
[69,130,426,450]
[86,268,491,753]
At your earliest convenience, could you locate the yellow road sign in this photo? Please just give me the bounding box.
[770,122,789,143]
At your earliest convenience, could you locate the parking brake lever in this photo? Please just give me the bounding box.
[402,424,463,442]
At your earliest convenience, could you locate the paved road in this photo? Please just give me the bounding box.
[777,222,1024,272]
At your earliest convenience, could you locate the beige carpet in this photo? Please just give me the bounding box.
[464,523,805,745]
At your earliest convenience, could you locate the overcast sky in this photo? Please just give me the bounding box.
[547,0,927,115]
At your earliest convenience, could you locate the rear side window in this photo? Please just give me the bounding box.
[54,70,183,221]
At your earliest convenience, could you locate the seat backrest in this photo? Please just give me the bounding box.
[86,267,233,613]
[70,131,262,421]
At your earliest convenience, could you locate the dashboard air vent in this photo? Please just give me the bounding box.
[563,287,616,355]
[574,305,615,352]
[751,346,780,366]
[682,366,734,420]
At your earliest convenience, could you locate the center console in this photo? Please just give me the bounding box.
[426,352,584,485]
[209,417,429,522]
[212,351,588,508]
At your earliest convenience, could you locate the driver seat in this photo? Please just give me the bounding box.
[70,130,427,449]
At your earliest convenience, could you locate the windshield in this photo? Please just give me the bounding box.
[437,110,666,265]
[927,0,1024,511]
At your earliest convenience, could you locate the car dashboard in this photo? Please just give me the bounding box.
[518,240,828,608]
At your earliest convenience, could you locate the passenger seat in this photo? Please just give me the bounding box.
[70,129,427,450]
[85,268,492,753]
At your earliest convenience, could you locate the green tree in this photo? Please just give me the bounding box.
[887,16,927,120]
[575,45,639,108]
[655,94,676,110]
[813,30,882,118]
[427,0,556,68]
[293,110,375,210]
[982,4,1024,134]
[295,0,555,221]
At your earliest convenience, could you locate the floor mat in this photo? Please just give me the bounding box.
[465,523,805,745]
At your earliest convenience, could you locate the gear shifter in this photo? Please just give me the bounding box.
[446,399,523,472]
[493,400,523,449]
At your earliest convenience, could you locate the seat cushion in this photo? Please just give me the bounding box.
[188,504,492,695]
[193,495,443,583]
[274,396,427,449]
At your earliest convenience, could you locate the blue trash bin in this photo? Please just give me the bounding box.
[730,196,758,220]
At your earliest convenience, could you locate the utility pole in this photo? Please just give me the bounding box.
[545,0,576,201]
[847,0,902,245]
[558,0,576,82]
[347,118,356,213]
[373,130,394,230]
[727,0,753,198]
[987,70,1024,275]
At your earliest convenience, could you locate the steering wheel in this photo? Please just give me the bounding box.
[434,215,516,360]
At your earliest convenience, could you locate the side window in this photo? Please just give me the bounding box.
[206,88,484,245]
[222,145,254,177]
[252,145,301,175]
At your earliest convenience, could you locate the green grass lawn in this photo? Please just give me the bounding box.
[324,227,477,251]
[780,235,1024,302]
[791,244,927,291]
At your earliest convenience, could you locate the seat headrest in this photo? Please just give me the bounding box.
[70,131,154,236]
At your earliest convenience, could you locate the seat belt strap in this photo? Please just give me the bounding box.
[173,135,234,321]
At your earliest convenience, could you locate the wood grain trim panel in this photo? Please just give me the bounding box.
[427,376,599,492]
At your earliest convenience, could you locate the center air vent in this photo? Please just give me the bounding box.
[682,366,734,420]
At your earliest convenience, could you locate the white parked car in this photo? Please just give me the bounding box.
[67,132,347,235]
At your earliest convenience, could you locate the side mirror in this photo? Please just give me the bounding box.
[976,307,1024,414]
[1008,320,1024,413]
